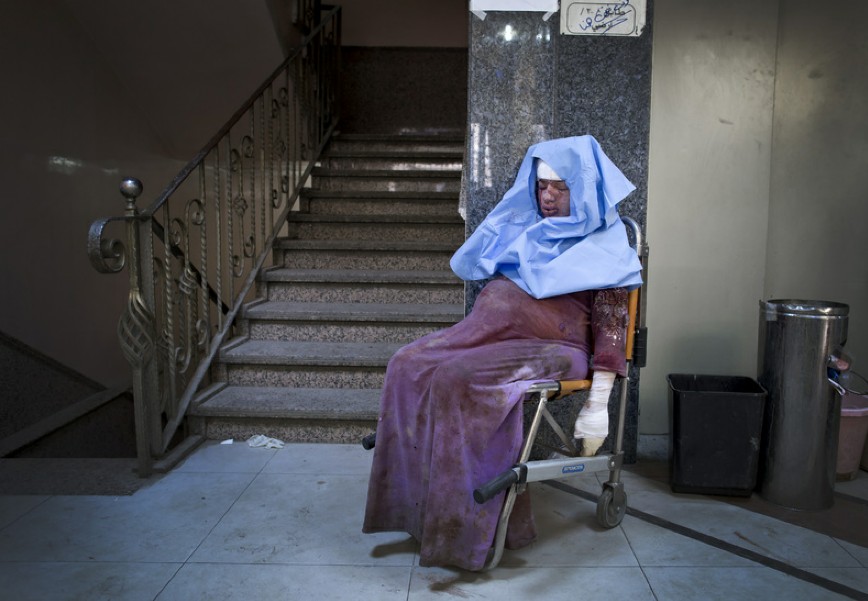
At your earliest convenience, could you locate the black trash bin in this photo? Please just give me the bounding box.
[668,374,766,496]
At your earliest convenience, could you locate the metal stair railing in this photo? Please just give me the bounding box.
[85,5,341,476]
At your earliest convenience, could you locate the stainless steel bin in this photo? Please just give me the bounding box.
[757,299,849,510]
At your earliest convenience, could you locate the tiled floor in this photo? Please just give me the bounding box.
[0,438,866,600]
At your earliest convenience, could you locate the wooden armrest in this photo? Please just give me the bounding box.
[625,287,639,361]
[556,379,592,397]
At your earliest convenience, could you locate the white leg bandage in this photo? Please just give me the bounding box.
[573,371,615,457]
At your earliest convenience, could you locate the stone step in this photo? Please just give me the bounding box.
[217,339,401,388]
[326,133,464,154]
[241,300,462,343]
[188,384,380,444]
[260,268,463,304]
[193,385,381,420]
[276,239,458,271]
[302,190,459,217]
[324,148,463,159]
[286,213,464,244]
[194,132,470,445]
[322,151,462,172]
[311,168,461,193]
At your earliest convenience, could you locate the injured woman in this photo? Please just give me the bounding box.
[362,135,643,571]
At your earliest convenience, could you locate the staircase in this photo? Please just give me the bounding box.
[189,133,467,443]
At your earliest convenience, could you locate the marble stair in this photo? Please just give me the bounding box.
[189,133,466,443]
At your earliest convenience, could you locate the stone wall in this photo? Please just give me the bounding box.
[463,7,654,461]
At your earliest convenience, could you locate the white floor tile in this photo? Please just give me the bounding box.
[409,566,656,600]
[0,495,47,529]
[620,515,754,567]
[262,442,375,475]
[498,483,639,568]
[643,566,854,601]
[805,567,868,594]
[0,561,180,601]
[157,563,412,600]
[0,471,255,563]
[0,442,863,600]
[174,440,277,473]
[188,472,417,566]
[627,486,861,568]
[836,538,868,567]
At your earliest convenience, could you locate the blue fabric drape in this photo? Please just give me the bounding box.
[450,135,643,298]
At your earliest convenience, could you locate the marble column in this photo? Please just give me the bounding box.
[462,5,654,462]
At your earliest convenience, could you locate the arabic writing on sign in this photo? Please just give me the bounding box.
[578,0,630,32]
[561,0,646,37]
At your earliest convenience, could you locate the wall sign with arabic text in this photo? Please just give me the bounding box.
[560,0,647,36]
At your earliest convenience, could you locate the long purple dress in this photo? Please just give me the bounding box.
[363,278,628,570]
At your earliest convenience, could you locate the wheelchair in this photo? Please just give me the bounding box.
[468,215,648,568]
[363,216,648,571]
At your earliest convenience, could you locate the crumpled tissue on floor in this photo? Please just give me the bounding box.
[246,434,285,449]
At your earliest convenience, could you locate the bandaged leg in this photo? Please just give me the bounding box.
[573,371,615,457]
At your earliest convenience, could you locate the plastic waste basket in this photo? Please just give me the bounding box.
[757,299,849,510]
[668,374,766,496]
[863,430,868,471]
[835,371,868,480]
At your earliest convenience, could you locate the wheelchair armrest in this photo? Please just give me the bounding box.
[524,379,592,401]
[556,379,592,397]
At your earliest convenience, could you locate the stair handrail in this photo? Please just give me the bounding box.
[86,5,341,476]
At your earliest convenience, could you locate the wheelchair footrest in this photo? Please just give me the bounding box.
[474,453,622,504]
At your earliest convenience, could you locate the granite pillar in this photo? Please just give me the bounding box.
[462,6,653,462]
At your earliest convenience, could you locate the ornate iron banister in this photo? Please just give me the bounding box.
[87,6,341,475]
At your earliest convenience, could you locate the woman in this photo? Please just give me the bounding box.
[362,136,642,571]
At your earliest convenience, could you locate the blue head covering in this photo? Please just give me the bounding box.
[450,135,643,299]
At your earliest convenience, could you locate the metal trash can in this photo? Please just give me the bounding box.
[757,299,849,510]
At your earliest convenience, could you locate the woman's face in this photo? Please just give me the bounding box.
[536,179,571,217]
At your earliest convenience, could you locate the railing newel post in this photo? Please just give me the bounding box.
[138,199,162,458]
[118,177,157,476]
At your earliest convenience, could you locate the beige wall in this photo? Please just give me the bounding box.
[0,1,283,388]
[765,3,868,352]
[642,0,868,433]
[59,0,283,159]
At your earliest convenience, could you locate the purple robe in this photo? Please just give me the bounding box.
[363,278,627,570]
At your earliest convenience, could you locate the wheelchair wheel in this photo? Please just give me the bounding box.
[596,486,626,528]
